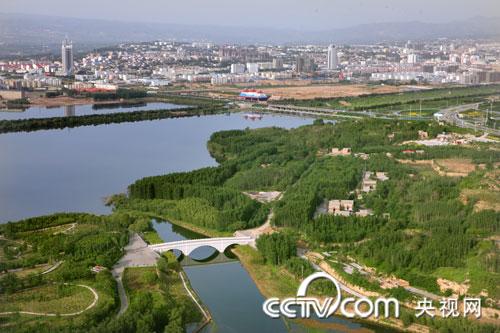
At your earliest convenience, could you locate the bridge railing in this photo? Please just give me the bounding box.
[148,236,253,249]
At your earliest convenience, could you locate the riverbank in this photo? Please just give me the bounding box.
[141,214,411,333]
[120,210,232,239]
[233,246,419,333]
[0,106,225,134]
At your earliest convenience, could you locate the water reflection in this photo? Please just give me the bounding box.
[0,102,184,120]
[0,113,313,223]
[152,219,394,333]
[64,105,75,117]
[179,251,238,267]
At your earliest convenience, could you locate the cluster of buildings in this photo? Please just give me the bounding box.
[321,145,390,219]
[366,40,500,84]
[0,39,499,93]
[323,170,389,218]
[360,171,389,193]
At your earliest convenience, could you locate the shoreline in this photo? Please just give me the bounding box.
[232,246,415,333]
[0,107,224,134]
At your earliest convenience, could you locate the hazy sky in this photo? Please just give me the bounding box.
[1,0,499,29]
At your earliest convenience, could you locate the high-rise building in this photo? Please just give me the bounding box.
[327,44,339,70]
[230,63,246,74]
[407,54,418,64]
[296,55,315,73]
[246,63,259,74]
[61,39,74,76]
[272,58,283,69]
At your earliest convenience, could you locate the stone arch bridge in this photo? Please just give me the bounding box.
[148,236,254,256]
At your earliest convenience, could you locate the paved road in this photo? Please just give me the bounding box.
[233,211,274,247]
[112,233,159,316]
[41,261,63,275]
[440,103,500,136]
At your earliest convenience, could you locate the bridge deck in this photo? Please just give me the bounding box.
[149,236,254,255]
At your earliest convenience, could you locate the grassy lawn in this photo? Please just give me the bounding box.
[0,284,95,314]
[142,230,164,245]
[12,264,51,278]
[433,241,499,298]
[123,267,163,297]
[122,210,232,238]
[233,245,299,298]
[123,266,202,324]
[0,276,118,331]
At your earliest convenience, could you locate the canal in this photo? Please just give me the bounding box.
[152,219,393,333]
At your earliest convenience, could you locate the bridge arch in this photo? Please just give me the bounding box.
[148,236,254,258]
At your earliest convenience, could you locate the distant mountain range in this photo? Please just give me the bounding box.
[1,13,499,56]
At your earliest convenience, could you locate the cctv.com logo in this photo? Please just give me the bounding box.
[263,272,400,319]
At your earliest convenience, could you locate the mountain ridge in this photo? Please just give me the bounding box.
[1,13,499,56]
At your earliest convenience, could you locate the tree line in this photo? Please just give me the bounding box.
[0,106,222,134]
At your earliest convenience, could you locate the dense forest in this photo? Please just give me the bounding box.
[125,165,266,231]
[121,117,499,302]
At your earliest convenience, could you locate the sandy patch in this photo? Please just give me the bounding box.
[436,158,476,176]
[397,159,478,177]
[261,84,402,100]
[437,278,469,295]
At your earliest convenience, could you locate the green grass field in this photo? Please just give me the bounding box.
[0,284,95,314]
[433,241,499,298]
[142,231,164,245]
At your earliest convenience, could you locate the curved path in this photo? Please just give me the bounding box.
[0,283,98,317]
[40,260,63,275]
[178,271,210,321]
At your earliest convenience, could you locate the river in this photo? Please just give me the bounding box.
[0,111,392,332]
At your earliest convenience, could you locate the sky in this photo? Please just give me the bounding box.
[1,0,499,30]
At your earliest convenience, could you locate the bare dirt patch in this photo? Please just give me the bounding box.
[460,168,500,211]
[434,159,477,177]
[397,159,477,177]
[461,189,500,212]
[437,278,469,295]
[262,84,403,100]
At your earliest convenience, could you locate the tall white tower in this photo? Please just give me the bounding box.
[61,39,74,76]
[327,44,338,70]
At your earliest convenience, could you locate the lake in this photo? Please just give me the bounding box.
[0,113,310,223]
[0,102,185,120]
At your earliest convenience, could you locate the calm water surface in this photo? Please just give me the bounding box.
[153,220,389,333]
[0,102,184,120]
[0,113,310,223]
